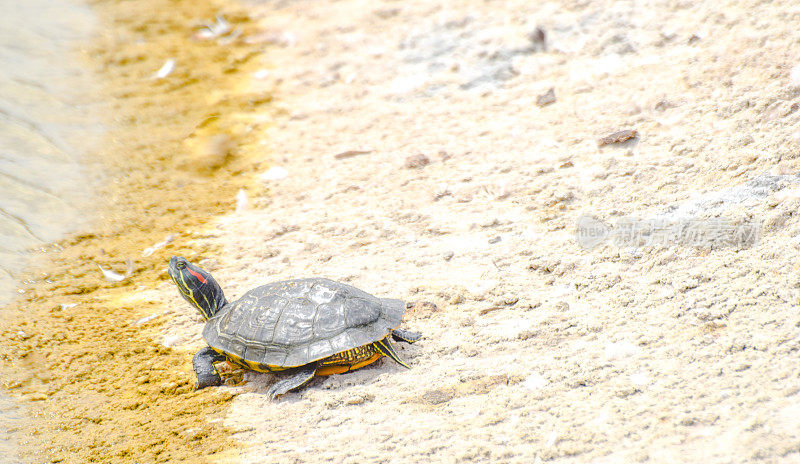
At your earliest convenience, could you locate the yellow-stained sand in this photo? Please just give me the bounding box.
[0,0,268,462]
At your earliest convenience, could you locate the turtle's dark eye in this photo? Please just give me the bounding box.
[176,260,186,270]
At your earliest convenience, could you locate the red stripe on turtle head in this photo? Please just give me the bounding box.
[187,268,208,284]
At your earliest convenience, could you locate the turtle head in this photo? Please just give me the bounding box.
[168,256,228,320]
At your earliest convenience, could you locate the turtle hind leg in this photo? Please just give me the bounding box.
[268,362,319,400]
[391,328,422,344]
[373,337,410,369]
[193,346,228,390]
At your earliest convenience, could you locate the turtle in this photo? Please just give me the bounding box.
[167,256,421,399]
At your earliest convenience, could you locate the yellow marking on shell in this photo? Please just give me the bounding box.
[317,353,382,376]
[321,344,378,365]
[215,349,287,373]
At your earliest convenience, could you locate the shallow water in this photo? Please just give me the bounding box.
[0,0,99,461]
[0,0,100,303]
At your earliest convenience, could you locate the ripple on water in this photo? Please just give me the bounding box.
[0,0,101,302]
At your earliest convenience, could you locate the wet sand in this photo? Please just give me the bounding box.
[0,0,266,462]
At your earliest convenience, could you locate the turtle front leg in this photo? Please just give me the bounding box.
[268,362,319,400]
[193,346,228,390]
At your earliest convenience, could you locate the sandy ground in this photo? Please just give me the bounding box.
[3,0,800,462]
[156,0,800,462]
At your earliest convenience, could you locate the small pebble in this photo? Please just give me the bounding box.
[598,129,638,146]
[404,154,430,169]
[536,88,556,107]
[503,296,519,305]
[334,149,372,160]
[528,26,547,52]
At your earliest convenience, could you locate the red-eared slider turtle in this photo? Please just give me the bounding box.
[167,256,421,399]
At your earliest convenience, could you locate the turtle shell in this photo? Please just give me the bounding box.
[203,278,406,368]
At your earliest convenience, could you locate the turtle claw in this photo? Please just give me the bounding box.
[267,363,318,400]
[195,373,223,390]
[267,383,288,401]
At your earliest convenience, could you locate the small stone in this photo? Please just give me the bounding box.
[443,251,455,261]
[598,129,638,147]
[654,99,676,111]
[502,296,519,306]
[488,236,502,244]
[455,192,473,203]
[405,154,431,169]
[433,184,452,200]
[478,306,503,316]
[527,26,547,52]
[536,88,556,107]
[334,149,372,160]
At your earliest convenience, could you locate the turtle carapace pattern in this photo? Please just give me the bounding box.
[168,256,421,399]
